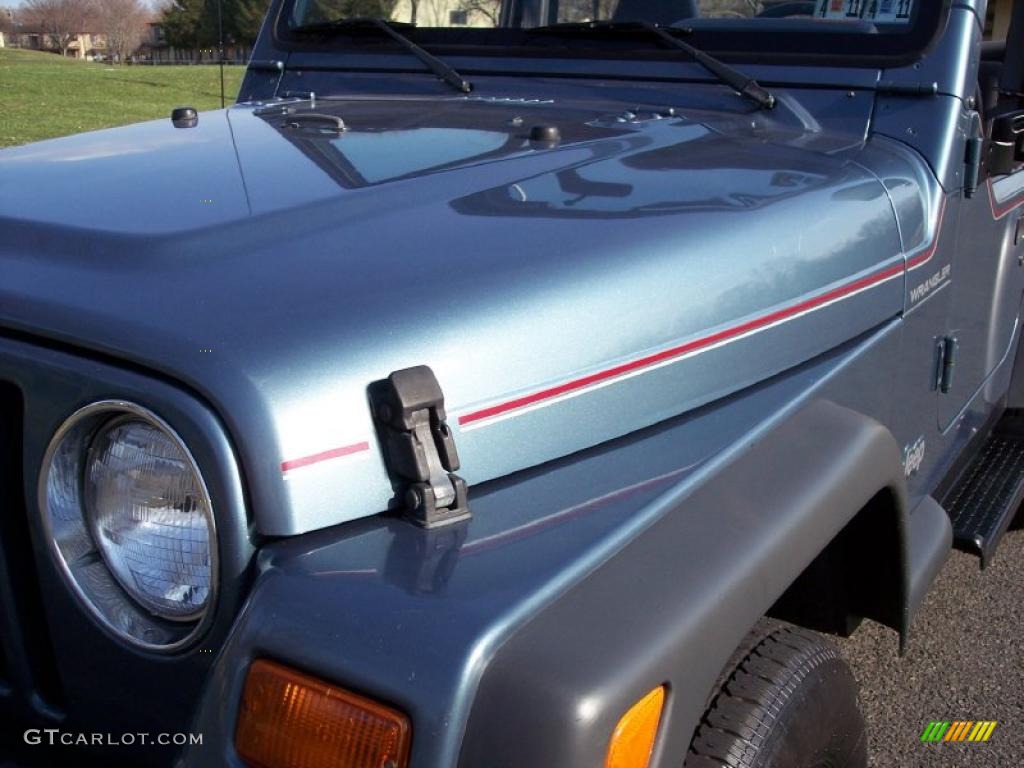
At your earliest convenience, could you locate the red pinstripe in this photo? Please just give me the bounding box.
[459,260,905,426]
[281,441,370,472]
[459,201,951,428]
[284,194,970,465]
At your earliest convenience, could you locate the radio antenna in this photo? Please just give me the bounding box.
[217,0,225,108]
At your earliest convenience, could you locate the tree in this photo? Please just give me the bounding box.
[300,0,398,25]
[94,0,148,61]
[160,0,207,50]
[160,0,271,52]
[455,0,499,25]
[225,0,272,45]
[22,0,93,57]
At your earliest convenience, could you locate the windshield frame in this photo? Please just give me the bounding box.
[273,0,952,69]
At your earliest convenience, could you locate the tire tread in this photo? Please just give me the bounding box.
[684,623,851,768]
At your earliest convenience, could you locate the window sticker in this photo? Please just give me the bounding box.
[814,0,914,24]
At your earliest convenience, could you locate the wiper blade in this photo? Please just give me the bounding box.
[291,17,472,94]
[531,21,775,110]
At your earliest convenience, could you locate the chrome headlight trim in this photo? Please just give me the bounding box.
[38,400,219,653]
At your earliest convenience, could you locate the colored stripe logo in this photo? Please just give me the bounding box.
[921,721,997,742]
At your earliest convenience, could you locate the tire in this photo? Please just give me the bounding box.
[684,620,867,768]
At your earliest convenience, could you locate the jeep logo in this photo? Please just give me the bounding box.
[904,437,926,477]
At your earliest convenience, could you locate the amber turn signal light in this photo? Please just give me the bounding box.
[235,659,412,768]
[605,685,666,768]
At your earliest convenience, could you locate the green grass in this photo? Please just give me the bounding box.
[0,48,245,147]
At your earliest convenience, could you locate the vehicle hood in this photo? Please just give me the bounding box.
[0,94,906,535]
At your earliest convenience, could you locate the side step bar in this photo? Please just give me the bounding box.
[942,410,1024,569]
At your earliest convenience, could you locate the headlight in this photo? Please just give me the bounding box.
[85,417,212,620]
[39,401,217,651]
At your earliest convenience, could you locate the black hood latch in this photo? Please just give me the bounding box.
[371,366,470,528]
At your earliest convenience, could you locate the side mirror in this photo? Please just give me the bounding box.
[989,110,1024,176]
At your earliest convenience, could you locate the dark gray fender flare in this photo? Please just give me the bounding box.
[459,400,910,768]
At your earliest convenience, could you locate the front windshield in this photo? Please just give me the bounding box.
[283,0,942,62]
[292,0,918,27]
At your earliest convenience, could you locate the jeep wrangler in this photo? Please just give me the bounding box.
[1,0,1022,766]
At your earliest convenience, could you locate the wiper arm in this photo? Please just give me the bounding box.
[639,22,775,110]
[291,17,472,94]
[531,21,775,110]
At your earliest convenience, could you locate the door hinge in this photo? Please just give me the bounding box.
[371,366,470,528]
[936,336,959,394]
[964,111,984,199]
[965,136,984,198]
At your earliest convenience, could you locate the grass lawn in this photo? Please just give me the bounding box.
[0,48,245,148]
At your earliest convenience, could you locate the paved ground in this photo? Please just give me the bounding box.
[837,522,1024,768]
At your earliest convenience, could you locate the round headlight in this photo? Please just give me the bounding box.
[85,418,212,620]
[39,401,217,651]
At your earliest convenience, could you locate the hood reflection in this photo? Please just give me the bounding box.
[259,101,834,221]
[257,98,625,189]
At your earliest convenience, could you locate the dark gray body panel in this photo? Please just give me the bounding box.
[182,321,906,767]
[460,400,907,768]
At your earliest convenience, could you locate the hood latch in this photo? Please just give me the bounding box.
[371,366,470,528]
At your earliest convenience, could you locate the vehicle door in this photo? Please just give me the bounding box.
[939,0,1024,430]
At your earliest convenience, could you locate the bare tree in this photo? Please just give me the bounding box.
[415,0,449,26]
[94,0,148,61]
[455,0,499,26]
[22,0,93,56]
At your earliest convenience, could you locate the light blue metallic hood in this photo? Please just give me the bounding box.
[0,93,908,535]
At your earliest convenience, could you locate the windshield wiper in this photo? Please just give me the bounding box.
[291,17,472,94]
[531,21,775,110]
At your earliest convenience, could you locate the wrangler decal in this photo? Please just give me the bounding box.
[909,264,952,304]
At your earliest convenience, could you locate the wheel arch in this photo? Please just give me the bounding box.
[767,486,906,642]
[459,399,910,768]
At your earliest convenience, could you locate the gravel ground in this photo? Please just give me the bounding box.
[837,523,1024,768]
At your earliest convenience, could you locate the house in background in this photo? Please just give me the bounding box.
[68,33,107,59]
[15,30,106,59]
[0,6,15,47]
[0,5,108,59]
